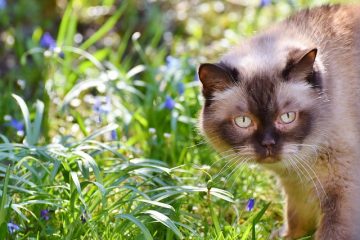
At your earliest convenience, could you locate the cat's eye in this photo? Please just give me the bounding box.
[234,116,252,128]
[280,112,296,124]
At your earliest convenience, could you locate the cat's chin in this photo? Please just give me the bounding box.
[256,156,281,164]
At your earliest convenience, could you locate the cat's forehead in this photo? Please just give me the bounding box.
[212,80,314,115]
[220,35,308,78]
[220,40,286,77]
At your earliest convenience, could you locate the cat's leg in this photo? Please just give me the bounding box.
[315,187,360,240]
[315,190,347,240]
[281,199,317,239]
[271,194,317,239]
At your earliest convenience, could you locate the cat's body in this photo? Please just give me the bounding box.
[198,5,360,240]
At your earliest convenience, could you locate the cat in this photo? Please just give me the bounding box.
[198,4,360,240]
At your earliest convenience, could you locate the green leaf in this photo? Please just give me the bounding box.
[0,166,10,224]
[76,124,118,145]
[73,150,102,183]
[117,214,153,240]
[138,199,175,212]
[57,2,74,45]
[70,171,82,196]
[209,188,234,203]
[12,94,32,145]
[252,202,271,239]
[32,100,44,145]
[143,210,183,239]
[62,79,105,108]
[80,2,128,50]
[0,222,7,239]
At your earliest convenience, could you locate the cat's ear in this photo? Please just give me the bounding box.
[284,48,317,83]
[198,63,234,99]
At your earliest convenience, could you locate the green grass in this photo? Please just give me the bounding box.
[0,0,354,239]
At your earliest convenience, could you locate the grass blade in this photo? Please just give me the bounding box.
[143,210,183,239]
[57,2,73,45]
[0,166,10,223]
[80,2,128,50]
[117,214,153,240]
[33,100,44,145]
[12,94,32,145]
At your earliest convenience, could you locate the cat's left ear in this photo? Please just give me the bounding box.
[198,63,235,99]
[284,48,318,85]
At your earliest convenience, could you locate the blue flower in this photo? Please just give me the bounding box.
[93,97,111,115]
[260,0,271,7]
[40,32,56,49]
[166,56,180,70]
[58,51,65,59]
[7,119,24,132]
[246,198,255,211]
[194,72,200,81]
[164,96,175,110]
[81,211,89,223]
[93,98,102,113]
[111,129,118,140]
[40,209,50,220]
[7,222,20,234]
[0,0,6,9]
[93,96,112,123]
[177,82,185,95]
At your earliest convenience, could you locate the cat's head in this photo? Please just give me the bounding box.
[198,43,329,167]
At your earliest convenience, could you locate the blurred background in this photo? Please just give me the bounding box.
[0,0,356,239]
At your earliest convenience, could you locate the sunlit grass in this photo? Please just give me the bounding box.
[0,0,354,239]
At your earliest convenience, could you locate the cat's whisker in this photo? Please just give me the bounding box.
[222,156,251,185]
[291,154,322,207]
[228,158,252,189]
[287,156,306,185]
[297,153,328,199]
[212,154,244,180]
[212,154,251,183]
[292,153,327,209]
[209,152,239,170]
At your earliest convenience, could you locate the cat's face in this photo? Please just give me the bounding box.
[199,48,328,165]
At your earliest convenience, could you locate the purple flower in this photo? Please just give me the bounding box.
[246,198,255,211]
[164,96,175,110]
[40,209,50,220]
[40,32,56,49]
[111,129,118,140]
[7,119,24,132]
[177,82,185,95]
[260,0,271,7]
[7,222,20,234]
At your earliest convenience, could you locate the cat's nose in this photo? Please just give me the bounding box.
[260,131,277,156]
[261,138,275,148]
[261,137,275,156]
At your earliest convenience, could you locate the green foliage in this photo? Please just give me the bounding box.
[0,0,354,239]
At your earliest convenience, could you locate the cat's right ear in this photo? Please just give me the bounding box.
[198,63,234,99]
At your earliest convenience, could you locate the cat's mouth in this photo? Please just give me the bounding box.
[254,146,282,164]
[257,156,281,164]
[255,151,282,163]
